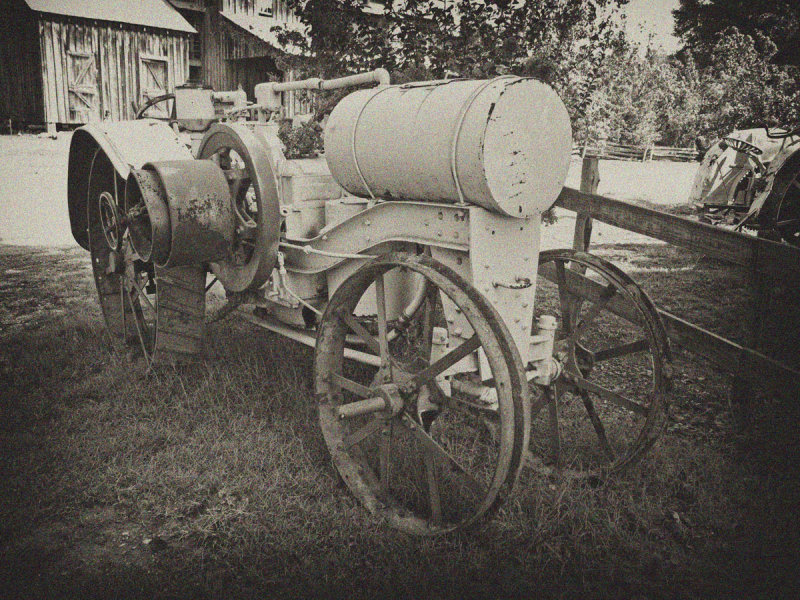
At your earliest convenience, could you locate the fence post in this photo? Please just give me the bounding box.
[731,254,771,428]
[573,156,599,252]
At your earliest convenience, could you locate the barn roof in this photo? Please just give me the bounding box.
[23,0,197,34]
[220,10,304,55]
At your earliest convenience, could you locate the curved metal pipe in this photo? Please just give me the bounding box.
[343,272,429,345]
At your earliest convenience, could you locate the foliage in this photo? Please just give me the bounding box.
[271,0,800,150]
[692,28,800,136]
[278,119,324,158]
[275,0,630,142]
[674,0,800,67]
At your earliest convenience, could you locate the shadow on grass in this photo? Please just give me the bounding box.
[1,248,799,598]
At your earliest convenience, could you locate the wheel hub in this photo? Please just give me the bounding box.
[98,191,121,251]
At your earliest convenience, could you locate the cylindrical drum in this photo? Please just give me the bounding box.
[142,160,235,268]
[324,76,572,218]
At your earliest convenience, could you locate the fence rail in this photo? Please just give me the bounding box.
[572,142,699,162]
[557,157,800,401]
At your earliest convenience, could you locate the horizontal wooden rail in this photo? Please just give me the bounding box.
[556,187,800,281]
[539,261,800,396]
[572,142,699,162]
[557,164,800,397]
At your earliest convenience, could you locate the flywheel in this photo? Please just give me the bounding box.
[197,123,281,291]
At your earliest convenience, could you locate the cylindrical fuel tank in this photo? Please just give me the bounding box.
[324,76,572,218]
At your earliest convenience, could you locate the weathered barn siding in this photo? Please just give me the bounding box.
[0,2,45,124]
[200,0,310,115]
[202,9,280,95]
[38,17,191,124]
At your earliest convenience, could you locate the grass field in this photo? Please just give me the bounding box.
[2,242,799,599]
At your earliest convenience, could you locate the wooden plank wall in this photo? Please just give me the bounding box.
[204,0,310,114]
[38,17,190,124]
[0,1,45,125]
[202,9,279,94]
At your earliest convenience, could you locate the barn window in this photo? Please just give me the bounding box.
[139,54,171,118]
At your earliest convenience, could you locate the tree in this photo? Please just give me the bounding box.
[274,0,630,141]
[674,0,800,66]
[694,28,800,134]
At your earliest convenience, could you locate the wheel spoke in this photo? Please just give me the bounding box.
[593,339,650,362]
[374,273,391,369]
[571,374,648,416]
[402,334,481,393]
[129,274,156,314]
[123,283,152,368]
[569,284,616,344]
[402,415,486,499]
[545,386,561,467]
[554,260,574,334]
[423,449,443,525]
[339,311,381,356]
[329,371,372,398]
[379,421,393,491]
[579,390,616,460]
[342,416,387,449]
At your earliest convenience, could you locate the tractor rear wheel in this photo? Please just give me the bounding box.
[315,252,530,534]
[86,148,206,367]
[759,150,800,246]
[531,250,672,476]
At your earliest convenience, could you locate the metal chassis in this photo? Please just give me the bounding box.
[275,200,542,368]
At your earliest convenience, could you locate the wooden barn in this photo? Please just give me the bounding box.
[0,0,196,128]
[169,0,309,116]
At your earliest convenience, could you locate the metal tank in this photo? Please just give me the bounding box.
[323,76,572,218]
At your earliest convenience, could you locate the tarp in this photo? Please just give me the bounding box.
[23,0,196,34]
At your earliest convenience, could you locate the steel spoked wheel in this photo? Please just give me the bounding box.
[533,250,672,475]
[761,151,800,246]
[315,252,530,535]
[197,124,279,292]
[87,149,206,367]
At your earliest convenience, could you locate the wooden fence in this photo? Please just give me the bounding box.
[572,142,699,162]
[556,157,800,406]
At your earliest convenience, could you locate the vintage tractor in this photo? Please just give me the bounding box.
[690,126,800,245]
[66,70,672,534]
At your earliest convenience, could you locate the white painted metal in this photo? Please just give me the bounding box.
[255,69,390,112]
[324,77,572,218]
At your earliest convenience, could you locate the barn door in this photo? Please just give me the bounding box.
[139,54,171,118]
[67,51,100,123]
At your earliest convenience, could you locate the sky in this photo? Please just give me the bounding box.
[623,0,682,53]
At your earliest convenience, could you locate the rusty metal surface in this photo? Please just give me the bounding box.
[324,77,572,218]
[197,123,281,292]
[145,160,235,268]
[125,168,171,265]
[281,201,470,274]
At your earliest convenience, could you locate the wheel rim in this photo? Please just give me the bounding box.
[774,169,800,246]
[533,250,672,475]
[197,124,279,292]
[760,151,800,246]
[315,252,529,534]
[87,149,155,363]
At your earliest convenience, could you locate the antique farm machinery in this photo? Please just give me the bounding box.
[690,126,800,245]
[67,71,672,534]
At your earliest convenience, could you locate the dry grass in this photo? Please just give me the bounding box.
[1,244,799,599]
